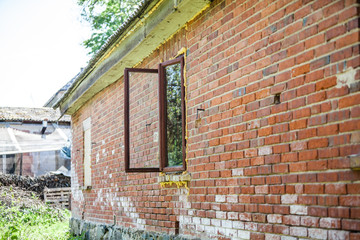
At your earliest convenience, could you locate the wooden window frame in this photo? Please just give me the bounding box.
[124,68,160,173]
[159,56,186,172]
[124,56,186,173]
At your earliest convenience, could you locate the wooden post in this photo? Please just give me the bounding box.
[2,155,6,174]
[19,153,23,176]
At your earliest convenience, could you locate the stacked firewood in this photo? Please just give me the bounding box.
[0,173,70,198]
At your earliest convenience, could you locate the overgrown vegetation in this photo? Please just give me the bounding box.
[0,186,77,240]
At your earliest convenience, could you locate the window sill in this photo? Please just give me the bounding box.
[158,172,191,184]
[80,186,92,191]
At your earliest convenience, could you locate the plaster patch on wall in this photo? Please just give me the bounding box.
[180,215,248,239]
[96,153,100,163]
[336,67,357,88]
[71,162,84,203]
[118,197,145,230]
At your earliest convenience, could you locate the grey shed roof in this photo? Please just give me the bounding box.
[0,107,71,123]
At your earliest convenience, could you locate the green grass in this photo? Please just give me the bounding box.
[0,202,81,240]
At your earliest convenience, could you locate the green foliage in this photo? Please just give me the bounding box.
[78,0,142,56]
[165,63,183,167]
[0,201,72,240]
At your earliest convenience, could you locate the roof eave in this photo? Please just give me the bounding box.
[55,0,210,115]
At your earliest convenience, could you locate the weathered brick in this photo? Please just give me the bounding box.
[308,228,328,240]
[328,230,350,240]
[319,218,341,229]
[66,1,360,238]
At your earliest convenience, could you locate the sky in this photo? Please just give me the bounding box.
[0,0,92,107]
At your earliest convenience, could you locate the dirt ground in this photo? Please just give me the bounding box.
[0,185,45,208]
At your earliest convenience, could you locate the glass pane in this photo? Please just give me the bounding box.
[129,71,160,169]
[165,63,183,167]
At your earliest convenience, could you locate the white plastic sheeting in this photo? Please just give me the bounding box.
[0,127,68,155]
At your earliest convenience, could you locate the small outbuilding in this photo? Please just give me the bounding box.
[0,107,71,176]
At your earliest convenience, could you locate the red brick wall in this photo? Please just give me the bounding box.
[71,0,360,239]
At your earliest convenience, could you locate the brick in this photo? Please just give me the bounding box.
[317,172,338,182]
[320,218,341,229]
[305,184,324,194]
[310,56,331,70]
[279,58,295,71]
[275,204,290,215]
[336,31,359,49]
[263,64,278,76]
[318,124,339,136]
[329,207,350,218]
[288,98,306,111]
[292,64,310,77]
[308,138,328,149]
[283,215,300,226]
[339,94,360,109]
[308,91,327,104]
[296,50,314,64]
[323,1,344,17]
[298,195,317,205]
[326,25,346,41]
[327,109,350,123]
[305,34,325,49]
[297,83,315,96]
[250,232,265,240]
[318,14,338,32]
[251,157,264,166]
[340,196,360,207]
[290,205,308,215]
[290,227,308,238]
[290,141,307,151]
[258,146,272,156]
[328,230,350,240]
[270,83,286,94]
[299,150,317,161]
[325,183,347,195]
[351,208,360,219]
[350,233,360,240]
[273,225,289,235]
[281,152,298,162]
[347,183,360,194]
[293,107,311,119]
[308,228,328,240]
[308,114,326,126]
[301,216,319,227]
[308,206,328,217]
[339,120,360,132]
[281,194,298,204]
[289,162,306,172]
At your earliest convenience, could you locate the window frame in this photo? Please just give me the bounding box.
[159,56,186,172]
[124,56,186,173]
[124,68,160,173]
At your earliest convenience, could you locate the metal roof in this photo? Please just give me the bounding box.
[0,127,69,155]
[0,107,71,123]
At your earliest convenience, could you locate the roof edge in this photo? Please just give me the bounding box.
[55,0,211,115]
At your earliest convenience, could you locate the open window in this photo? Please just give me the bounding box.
[124,56,186,173]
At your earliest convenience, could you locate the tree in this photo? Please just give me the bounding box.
[78,0,141,56]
